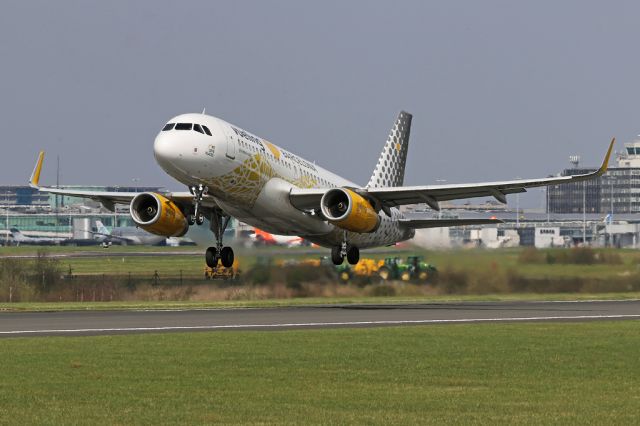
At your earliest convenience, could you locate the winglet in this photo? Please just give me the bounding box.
[29,151,45,188]
[596,138,615,176]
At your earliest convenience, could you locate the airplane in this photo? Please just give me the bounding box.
[250,228,306,247]
[9,228,67,246]
[89,220,166,246]
[28,111,614,267]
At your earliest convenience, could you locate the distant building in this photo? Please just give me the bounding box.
[548,138,640,214]
[0,185,162,210]
[0,186,50,207]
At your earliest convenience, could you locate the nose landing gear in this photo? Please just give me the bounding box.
[205,209,234,268]
[188,184,207,225]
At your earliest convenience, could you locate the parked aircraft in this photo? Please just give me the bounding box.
[28,111,614,267]
[89,220,166,246]
[9,228,66,246]
[250,228,305,247]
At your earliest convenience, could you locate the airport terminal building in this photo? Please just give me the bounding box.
[548,138,640,214]
[0,185,162,240]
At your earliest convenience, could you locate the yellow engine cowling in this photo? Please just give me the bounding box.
[130,192,189,237]
[320,188,380,233]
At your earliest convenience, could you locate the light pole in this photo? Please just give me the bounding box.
[582,181,586,246]
[546,186,550,224]
[610,175,614,247]
[515,177,521,228]
[4,191,9,247]
[435,179,446,218]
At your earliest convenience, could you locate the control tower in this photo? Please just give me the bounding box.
[617,137,640,168]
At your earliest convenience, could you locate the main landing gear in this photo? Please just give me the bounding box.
[205,209,234,268]
[187,185,234,268]
[331,232,360,265]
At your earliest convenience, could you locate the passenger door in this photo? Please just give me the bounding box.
[222,126,236,159]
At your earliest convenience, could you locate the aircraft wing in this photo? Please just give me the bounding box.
[28,152,216,212]
[290,138,615,212]
[398,218,503,228]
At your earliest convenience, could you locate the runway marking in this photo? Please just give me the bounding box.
[1,314,640,335]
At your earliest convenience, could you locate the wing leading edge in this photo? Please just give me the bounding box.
[290,138,615,212]
[28,151,210,212]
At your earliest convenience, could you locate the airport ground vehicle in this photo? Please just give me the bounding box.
[204,258,240,280]
[377,256,437,282]
[336,258,380,282]
[336,255,436,283]
[404,255,437,282]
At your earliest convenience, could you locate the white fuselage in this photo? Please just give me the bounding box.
[153,113,414,248]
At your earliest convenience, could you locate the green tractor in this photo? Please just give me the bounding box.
[378,256,437,283]
[335,263,352,283]
[405,255,437,283]
[378,257,410,281]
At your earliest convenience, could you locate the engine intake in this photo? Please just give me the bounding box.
[320,188,380,233]
[130,192,189,237]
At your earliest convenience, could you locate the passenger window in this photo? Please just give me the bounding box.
[162,123,175,131]
[202,125,212,136]
[194,124,204,134]
[175,123,192,130]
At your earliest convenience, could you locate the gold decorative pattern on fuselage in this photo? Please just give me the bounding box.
[207,153,317,207]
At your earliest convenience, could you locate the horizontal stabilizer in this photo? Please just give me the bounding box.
[399,218,503,229]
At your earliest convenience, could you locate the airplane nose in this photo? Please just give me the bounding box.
[153,133,180,164]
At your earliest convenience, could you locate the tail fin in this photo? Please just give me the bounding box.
[9,228,26,241]
[367,111,412,188]
[95,220,111,235]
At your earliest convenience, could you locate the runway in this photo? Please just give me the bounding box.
[1,299,639,337]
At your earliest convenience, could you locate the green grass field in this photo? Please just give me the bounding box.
[3,245,640,278]
[1,321,639,424]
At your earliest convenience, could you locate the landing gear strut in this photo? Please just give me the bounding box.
[331,232,359,265]
[205,209,234,268]
[188,184,207,225]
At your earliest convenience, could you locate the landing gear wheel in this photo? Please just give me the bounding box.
[205,247,218,268]
[331,246,344,265]
[220,246,234,268]
[346,245,360,265]
[188,215,196,226]
[195,212,205,225]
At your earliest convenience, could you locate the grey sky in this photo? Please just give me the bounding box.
[1,1,638,208]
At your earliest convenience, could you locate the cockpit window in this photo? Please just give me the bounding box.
[175,123,192,130]
[162,123,175,131]
[202,125,212,136]
[194,124,204,134]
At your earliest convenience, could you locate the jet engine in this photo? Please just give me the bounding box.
[320,188,380,233]
[130,193,189,237]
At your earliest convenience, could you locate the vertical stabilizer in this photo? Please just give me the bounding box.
[95,220,111,235]
[367,111,412,188]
